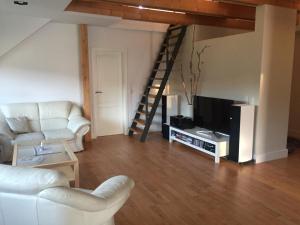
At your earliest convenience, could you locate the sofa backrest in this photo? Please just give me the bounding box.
[39,101,72,131]
[0,103,41,131]
[0,101,82,132]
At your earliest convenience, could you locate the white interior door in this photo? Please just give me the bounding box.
[93,50,124,137]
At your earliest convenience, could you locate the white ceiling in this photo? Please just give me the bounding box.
[0,0,168,32]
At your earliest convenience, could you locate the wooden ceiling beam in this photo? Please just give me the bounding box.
[82,0,256,20]
[221,0,300,9]
[66,0,255,30]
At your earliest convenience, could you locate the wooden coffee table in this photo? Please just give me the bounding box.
[12,141,79,187]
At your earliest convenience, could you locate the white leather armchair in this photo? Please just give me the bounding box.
[0,165,135,225]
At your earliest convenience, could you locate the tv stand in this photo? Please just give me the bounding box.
[169,126,229,163]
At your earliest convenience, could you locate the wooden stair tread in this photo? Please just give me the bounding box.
[143,93,157,98]
[153,69,166,72]
[129,127,143,134]
[134,119,146,126]
[148,86,160,89]
[169,25,184,31]
[140,102,154,107]
[156,60,167,64]
[162,43,176,47]
[149,77,164,81]
[168,34,180,39]
[137,110,146,115]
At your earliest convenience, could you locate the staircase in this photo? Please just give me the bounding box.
[128,25,187,142]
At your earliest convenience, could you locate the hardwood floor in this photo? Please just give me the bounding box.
[77,133,300,225]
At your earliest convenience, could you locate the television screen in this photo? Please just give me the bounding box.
[193,96,233,134]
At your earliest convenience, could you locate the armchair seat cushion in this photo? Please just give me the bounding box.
[43,129,74,141]
[12,132,45,145]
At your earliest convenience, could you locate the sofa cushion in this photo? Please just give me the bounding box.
[0,103,41,132]
[6,117,31,134]
[43,129,74,141]
[39,101,72,131]
[12,132,45,145]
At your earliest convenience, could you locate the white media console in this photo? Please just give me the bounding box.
[169,126,230,163]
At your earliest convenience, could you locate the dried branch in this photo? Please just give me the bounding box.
[180,64,192,105]
[180,25,210,105]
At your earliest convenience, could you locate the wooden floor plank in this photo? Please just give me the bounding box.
[77,133,300,225]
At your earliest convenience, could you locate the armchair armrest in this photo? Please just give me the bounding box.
[38,176,134,212]
[67,116,90,134]
[91,175,135,208]
[38,187,107,212]
[0,121,15,140]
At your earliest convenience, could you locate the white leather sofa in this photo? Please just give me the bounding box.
[0,164,134,225]
[0,101,90,162]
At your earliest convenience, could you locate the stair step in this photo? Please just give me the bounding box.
[143,93,157,98]
[137,110,146,115]
[162,43,176,47]
[151,77,164,81]
[168,34,180,40]
[159,50,174,56]
[156,60,167,64]
[130,127,143,134]
[169,25,184,31]
[153,69,166,72]
[140,102,154,107]
[148,86,160,89]
[134,119,146,126]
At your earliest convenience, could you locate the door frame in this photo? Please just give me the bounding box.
[90,48,128,138]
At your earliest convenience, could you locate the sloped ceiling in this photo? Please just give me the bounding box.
[0,12,49,57]
[0,0,167,56]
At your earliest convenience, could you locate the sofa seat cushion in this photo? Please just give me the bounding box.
[43,129,74,141]
[12,132,45,145]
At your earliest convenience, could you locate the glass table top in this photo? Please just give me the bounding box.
[14,142,73,167]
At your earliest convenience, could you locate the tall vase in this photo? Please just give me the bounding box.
[185,104,194,118]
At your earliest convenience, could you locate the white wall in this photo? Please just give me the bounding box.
[88,26,165,132]
[0,23,82,105]
[169,26,260,117]
[254,5,296,163]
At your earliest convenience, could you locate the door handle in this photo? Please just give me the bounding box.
[95,91,103,94]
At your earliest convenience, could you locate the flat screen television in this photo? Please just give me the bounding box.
[193,96,234,135]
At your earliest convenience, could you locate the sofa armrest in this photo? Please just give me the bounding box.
[0,121,15,140]
[91,175,135,208]
[67,116,90,134]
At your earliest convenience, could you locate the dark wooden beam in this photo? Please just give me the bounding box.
[79,24,92,142]
[66,1,255,30]
[222,0,300,9]
[83,0,256,20]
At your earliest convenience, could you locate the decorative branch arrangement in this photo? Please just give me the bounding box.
[180,25,209,105]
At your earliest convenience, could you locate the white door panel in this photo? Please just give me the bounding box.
[93,50,124,137]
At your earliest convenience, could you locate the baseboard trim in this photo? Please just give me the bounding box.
[255,149,288,164]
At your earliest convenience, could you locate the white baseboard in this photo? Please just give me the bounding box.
[288,129,300,139]
[255,149,288,164]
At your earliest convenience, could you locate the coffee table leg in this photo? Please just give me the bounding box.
[74,162,80,188]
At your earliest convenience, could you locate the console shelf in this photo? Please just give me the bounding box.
[169,126,229,163]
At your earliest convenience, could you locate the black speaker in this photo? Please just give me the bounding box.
[228,106,241,162]
[228,105,255,163]
[162,123,169,140]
